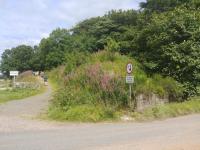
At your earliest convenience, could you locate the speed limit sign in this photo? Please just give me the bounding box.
[126,63,133,74]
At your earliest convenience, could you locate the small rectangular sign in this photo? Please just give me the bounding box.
[126,75,134,84]
[10,71,19,76]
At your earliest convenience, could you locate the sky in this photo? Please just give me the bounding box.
[0,0,145,56]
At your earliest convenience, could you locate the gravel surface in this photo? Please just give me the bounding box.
[0,85,56,133]
[0,86,51,117]
[0,85,200,150]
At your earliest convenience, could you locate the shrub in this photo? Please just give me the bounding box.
[152,75,184,101]
[101,38,120,62]
[135,74,184,101]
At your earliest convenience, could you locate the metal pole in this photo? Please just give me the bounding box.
[13,76,16,87]
[129,84,132,107]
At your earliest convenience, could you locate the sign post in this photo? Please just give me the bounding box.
[126,63,134,107]
[10,71,19,86]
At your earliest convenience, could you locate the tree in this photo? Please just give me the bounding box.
[132,7,200,97]
[105,38,120,52]
[140,0,200,13]
[38,28,74,70]
[30,46,44,71]
[0,45,34,74]
[0,49,13,75]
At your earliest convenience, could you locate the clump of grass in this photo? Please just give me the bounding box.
[48,105,117,122]
[132,98,200,121]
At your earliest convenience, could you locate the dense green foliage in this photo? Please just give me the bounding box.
[1,45,34,74]
[140,0,200,13]
[134,7,200,97]
[48,51,183,122]
[1,0,200,98]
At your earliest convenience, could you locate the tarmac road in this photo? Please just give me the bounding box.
[0,85,200,150]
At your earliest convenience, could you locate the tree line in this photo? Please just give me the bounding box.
[1,0,200,98]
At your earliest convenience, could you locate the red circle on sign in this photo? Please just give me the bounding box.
[126,63,133,74]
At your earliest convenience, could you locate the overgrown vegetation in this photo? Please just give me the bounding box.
[132,97,200,121]
[48,51,183,122]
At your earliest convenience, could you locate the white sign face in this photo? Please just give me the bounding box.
[126,63,133,74]
[10,71,19,76]
[126,75,134,84]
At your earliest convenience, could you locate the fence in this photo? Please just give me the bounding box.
[0,80,41,90]
[0,79,11,90]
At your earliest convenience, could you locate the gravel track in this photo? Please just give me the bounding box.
[0,86,199,150]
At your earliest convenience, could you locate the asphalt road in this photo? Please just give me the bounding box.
[0,85,200,150]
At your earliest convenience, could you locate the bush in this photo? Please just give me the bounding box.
[135,74,183,101]
[152,75,184,101]
[104,38,120,62]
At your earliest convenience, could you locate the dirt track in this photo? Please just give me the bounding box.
[0,85,199,150]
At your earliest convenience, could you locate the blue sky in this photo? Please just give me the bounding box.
[0,0,145,56]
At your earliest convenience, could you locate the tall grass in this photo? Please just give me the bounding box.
[132,97,200,121]
[48,51,184,121]
[48,105,117,122]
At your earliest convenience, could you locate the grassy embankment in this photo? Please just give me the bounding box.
[47,50,197,122]
[133,97,200,121]
[0,75,45,104]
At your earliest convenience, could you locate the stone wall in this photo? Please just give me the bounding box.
[136,93,169,111]
[15,82,41,89]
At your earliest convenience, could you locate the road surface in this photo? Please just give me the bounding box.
[0,85,200,150]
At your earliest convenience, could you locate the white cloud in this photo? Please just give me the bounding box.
[0,38,40,51]
[0,0,145,57]
[57,0,142,22]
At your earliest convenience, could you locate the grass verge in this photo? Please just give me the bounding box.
[0,87,45,104]
[47,105,118,122]
[47,98,200,122]
[132,97,200,121]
